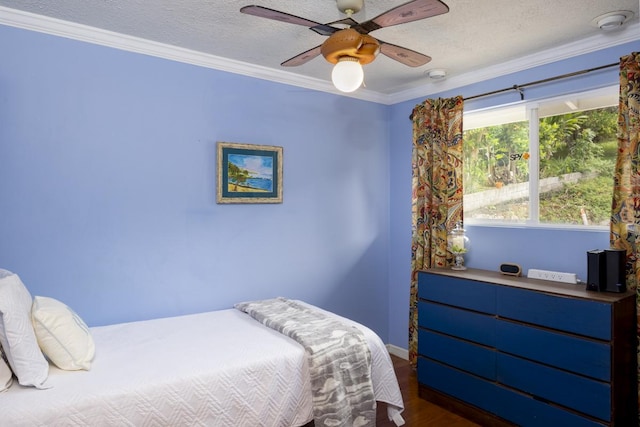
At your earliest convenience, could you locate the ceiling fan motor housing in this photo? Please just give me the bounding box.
[321,28,380,65]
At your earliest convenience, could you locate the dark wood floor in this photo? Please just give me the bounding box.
[376,355,480,426]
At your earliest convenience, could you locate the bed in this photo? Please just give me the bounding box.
[0,271,404,427]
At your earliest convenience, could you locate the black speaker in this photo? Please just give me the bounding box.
[586,250,606,291]
[605,249,626,293]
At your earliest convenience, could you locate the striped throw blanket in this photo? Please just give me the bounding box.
[235,298,376,427]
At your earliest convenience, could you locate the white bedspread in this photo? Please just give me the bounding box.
[1,306,404,426]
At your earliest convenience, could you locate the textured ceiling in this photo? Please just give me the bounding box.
[0,0,638,98]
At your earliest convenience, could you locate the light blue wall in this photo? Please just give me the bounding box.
[0,24,391,336]
[1,22,636,350]
[387,41,639,350]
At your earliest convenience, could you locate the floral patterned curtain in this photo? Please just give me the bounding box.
[611,51,640,291]
[610,51,640,418]
[408,96,464,367]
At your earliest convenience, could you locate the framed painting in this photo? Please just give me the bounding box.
[216,142,283,204]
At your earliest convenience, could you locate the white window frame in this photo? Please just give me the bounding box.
[463,85,618,230]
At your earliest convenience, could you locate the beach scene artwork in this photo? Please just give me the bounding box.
[217,142,283,204]
[227,153,273,193]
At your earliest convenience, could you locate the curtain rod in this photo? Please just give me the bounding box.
[465,62,619,101]
[410,61,619,120]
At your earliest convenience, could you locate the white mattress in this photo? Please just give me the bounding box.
[2,306,404,426]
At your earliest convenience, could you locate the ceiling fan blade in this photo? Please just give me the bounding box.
[240,5,323,28]
[379,41,431,67]
[281,45,323,67]
[310,16,359,36]
[326,17,360,27]
[310,24,341,36]
[356,0,449,33]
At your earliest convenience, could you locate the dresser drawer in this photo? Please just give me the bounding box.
[419,272,495,314]
[497,286,612,340]
[418,357,603,427]
[417,357,501,416]
[418,329,496,380]
[496,320,610,381]
[418,300,496,346]
[498,353,611,422]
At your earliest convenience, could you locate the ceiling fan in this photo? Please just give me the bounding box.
[240,0,450,92]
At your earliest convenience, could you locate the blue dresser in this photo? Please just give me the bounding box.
[417,268,637,426]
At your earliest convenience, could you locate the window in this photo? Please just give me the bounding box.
[463,86,618,228]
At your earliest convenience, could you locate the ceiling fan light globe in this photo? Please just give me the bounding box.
[332,57,363,92]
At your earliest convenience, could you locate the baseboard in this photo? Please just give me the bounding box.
[386,344,408,360]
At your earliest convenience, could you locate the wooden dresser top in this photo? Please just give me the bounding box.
[421,267,635,303]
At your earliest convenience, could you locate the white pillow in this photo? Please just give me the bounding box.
[0,272,49,388]
[32,296,95,371]
[0,345,13,392]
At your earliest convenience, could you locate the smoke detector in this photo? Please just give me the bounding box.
[591,11,634,32]
[427,69,447,80]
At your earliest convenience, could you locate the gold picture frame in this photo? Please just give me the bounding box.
[216,142,283,204]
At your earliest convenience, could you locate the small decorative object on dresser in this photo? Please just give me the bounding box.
[447,221,469,270]
[417,267,637,426]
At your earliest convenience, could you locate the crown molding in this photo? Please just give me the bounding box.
[387,21,640,104]
[0,6,285,81]
[0,6,385,104]
[1,6,637,106]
